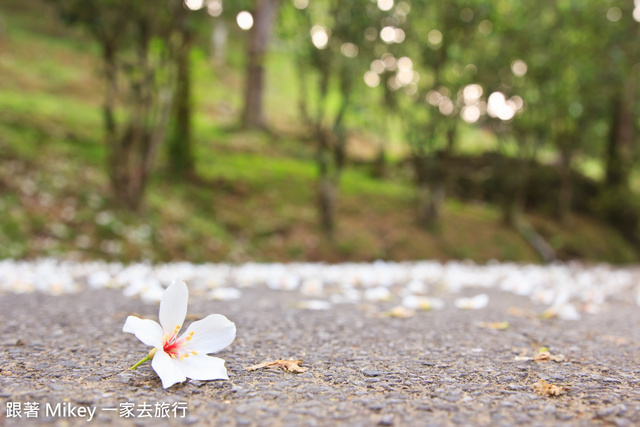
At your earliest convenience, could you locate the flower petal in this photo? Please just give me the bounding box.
[177,355,228,381]
[159,280,189,336]
[122,316,163,348]
[182,314,236,354]
[151,350,187,389]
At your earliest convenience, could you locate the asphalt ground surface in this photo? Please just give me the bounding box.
[1,285,640,426]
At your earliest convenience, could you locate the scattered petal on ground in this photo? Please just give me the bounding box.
[454,294,489,310]
[296,300,332,310]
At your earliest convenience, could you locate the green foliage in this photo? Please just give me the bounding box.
[1,0,640,263]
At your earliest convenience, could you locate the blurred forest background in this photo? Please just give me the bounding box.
[0,0,639,264]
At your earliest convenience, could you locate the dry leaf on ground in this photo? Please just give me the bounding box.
[383,306,416,318]
[507,307,536,318]
[478,321,509,330]
[534,351,567,363]
[246,359,308,373]
[532,379,565,396]
[515,350,567,363]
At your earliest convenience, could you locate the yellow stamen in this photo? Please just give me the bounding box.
[174,325,181,333]
[180,355,184,361]
[191,351,198,356]
[164,334,169,342]
[184,353,189,358]
[186,331,195,341]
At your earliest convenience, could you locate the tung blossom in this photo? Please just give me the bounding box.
[123,279,236,388]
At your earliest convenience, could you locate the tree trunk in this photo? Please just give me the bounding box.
[316,125,337,236]
[416,182,445,228]
[413,154,444,229]
[605,90,634,190]
[241,0,279,129]
[105,21,177,210]
[168,26,194,179]
[318,176,337,236]
[557,147,573,223]
[211,18,227,67]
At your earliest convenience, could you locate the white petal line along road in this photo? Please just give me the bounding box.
[0,258,639,320]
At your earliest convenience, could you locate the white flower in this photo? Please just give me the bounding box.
[123,279,236,388]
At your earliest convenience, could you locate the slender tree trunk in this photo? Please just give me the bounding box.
[211,18,227,67]
[168,26,194,179]
[318,176,337,236]
[605,90,634,190]
[413,154,443,229]
[295,55,311,125]
[501,133,532,228]
[316,126,337,235]
[557,146,573,223]
[242,0,279,129]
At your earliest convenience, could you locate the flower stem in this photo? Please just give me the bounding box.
[130,348,158,370]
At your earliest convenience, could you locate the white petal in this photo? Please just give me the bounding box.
[182,314,236,354]
[122,316,163,348]
[178,355,228,381]
[159,280,189,335]
[151,350,187,389]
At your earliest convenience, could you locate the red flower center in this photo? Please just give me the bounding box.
[162,325,196,360]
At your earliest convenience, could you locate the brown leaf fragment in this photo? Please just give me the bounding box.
[534,351,567,363]
[534,351,551,362]
[507,307,536,318]
[532,379,564,396]
[478,321,509,330]
[383,306,415,318]
[246,359,308,373]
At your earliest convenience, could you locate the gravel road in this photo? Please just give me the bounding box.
[1,283,640,426]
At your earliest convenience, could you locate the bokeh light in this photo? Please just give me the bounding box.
[381,53,397,70]
[370,59,385,74]
[341,42,358,58]
[439,97,455,116]
[569,102,583,117]
[460,8,474,22]
[396,1,411,15]
[184,0,204,11]
[426,90,442,106]
[487,92,522,121]
[511,59,528,77]
[396,69,413,85]
[478,20,493,34]
[365,27,378,41]
[207,0,222,17]
[364,71,381,88]
[428,29,443,45]
[311,25,330,49]
[607,7,622,22]
[236,11,254,30]
[380,26,396,43]
[293,0,309,10]
[463,84,483,104]
[377,0,394,12]
[397,56,412,71]
[461,105,481,123]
